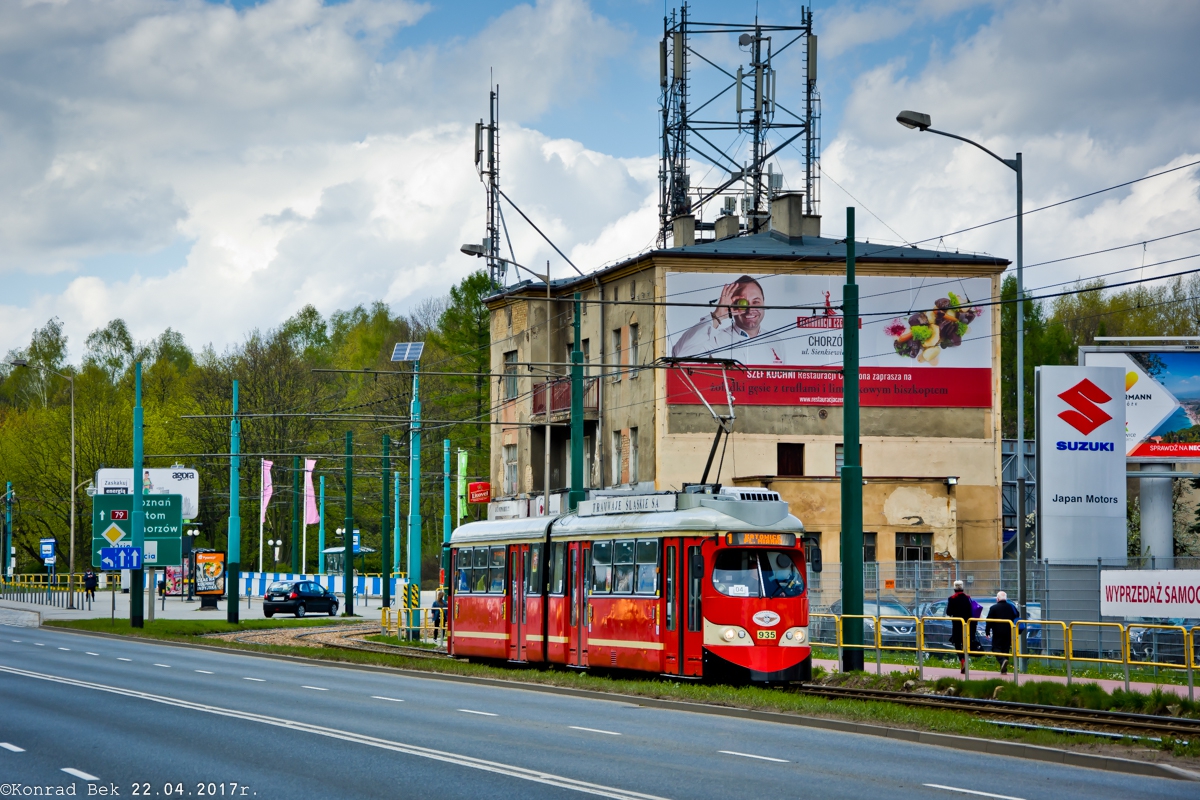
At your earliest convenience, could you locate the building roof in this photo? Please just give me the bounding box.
[486,230,1008,305]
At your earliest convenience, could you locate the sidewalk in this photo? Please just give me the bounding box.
[0,590,395,623]
[813,657,1196,700]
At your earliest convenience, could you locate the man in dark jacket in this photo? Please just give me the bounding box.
[946,580,976,674]
[985,590,1021,675]
[83,570,97,601]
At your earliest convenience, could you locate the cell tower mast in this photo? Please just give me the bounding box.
[475,86,504,285]
[659,4,820,247]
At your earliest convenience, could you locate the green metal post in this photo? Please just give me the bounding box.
[408,366,422,594]
[568,292,586,510]
[344,431,355,615]
[840,207,864,672]
[457,450,468,527]
[291,455,300,574]
[3,482,11,578]
[393,471,401,572]
[318,476,326,575]
[227,379,241,624]
[131,362,145,627]
[382,435,391,608]
[442,439,451,587]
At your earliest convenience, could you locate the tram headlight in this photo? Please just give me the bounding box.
[723,627,737,641]
[704,619,753,645]
[781,626,809,646]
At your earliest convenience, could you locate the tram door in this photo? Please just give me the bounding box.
[566,542,590,666]
[680,537,706,677]
[508,544,525,662]
[662,541,681,675]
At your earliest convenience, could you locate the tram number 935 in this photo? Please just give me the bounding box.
[756,630,776,640]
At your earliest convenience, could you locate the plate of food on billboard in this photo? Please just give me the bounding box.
[665,272,993,407]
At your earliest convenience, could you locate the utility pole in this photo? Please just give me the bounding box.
[227,379,242,625]
[381,435,391,608]
[67,375,75,608]
[344,431,355,616]
[291,455,300,574]
[3,481,11,578]
[840,208,864,673]
[569,292,585,511]
[318,476,326,575]
[131,362,145,628]
[1014,152,1028,632]
[442,439,451,587]
[408,366,422,593]
[393,470,401,573]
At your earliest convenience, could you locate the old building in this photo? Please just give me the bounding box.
[485,194,1010,568]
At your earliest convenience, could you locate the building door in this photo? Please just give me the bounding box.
[681,538,706,677]
[662,542,681,674]
[508,544,524,661]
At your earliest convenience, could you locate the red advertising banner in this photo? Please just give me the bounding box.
[666,366,992,407]
[468,482,492,503]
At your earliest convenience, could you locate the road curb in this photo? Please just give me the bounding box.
[43,624,1200,783]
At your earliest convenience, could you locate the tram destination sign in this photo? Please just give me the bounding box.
[578,495,677,517]
[726,532,796,547]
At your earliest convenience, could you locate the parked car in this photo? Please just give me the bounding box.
[1128,619,1192,666]
[812,599,917,648]
[263,580,339,617]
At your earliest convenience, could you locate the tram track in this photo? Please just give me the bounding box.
[795,683,1200,740]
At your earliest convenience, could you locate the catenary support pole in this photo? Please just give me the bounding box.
[393,471,401,572]
[382,434,391,608]
[67,376,75,608]
[344,431,355,615]
[131,362,145,628]
[568,292,585,510]
[291,455,300,574]
[4,481,11,578]
[442,439,451,587]
[227,379,241,624]
[318,476,326,575]
[840,208,864,673]
[408,366,422,595]
[1016,151,1028,638]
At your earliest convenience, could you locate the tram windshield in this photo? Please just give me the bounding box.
[712,549,805,598]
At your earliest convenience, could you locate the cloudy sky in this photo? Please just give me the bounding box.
[1,0,1198,359]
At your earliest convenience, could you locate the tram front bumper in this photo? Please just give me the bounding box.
[703,644,811,682]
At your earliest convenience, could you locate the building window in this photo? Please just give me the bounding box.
[630,427,639,482]
[505,305,512,329]
[863,531,878,592]
[834,443,863,476]
[581,338,590,377]
[629,281,636,301]
[777,443,804,476]
[611,429,622,486]
[896,532,933,562]
[629,324,639,375]
[863,532,877,563]
[502,351,518,399]
[611,328,622,380]
[502,444,518,495]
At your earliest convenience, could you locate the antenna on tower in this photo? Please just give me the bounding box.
[474,85,504,286]
[659,4,820,246]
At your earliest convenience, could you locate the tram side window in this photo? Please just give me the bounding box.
[550,543,567,595]
[687,546,703,632]
[591,541,612,593]
[613,539,635,594]
[455,549,472,593]
[489,546,506,593]
[635,540,658,595]
[665,545,676,631]
[472,547,489,593]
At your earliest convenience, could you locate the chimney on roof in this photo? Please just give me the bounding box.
[714,214,739,240]
[673,214,695,247]
[770,193,820,238]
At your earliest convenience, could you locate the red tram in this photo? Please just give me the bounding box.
[448,489,818,682]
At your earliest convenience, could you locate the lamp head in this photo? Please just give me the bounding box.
[460,243,485,257]
[896,110,931,131]
[9,358,28,368]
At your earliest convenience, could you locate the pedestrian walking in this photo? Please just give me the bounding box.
[985,590,1021,675]
[83,570,97,601]
[431,590,447,643]
[946,579,977,674]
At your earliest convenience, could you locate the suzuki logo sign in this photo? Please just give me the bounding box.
[1057,379,1112,435]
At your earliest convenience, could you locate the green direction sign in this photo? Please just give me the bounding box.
[91,494,183,568]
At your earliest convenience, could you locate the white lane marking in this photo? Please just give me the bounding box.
[58,647,70,651]
[0,743,25,752]
[33,643,44,647]
[458,709,498,717]
[117,658,131,662]
[0,665,668,800]
[86,652,99,656]
[302,686,328,691]
[924,786,1025,800]
[243,677,265,682]
[569,726,621,736]
[372,696,404,702]
[153,663,171,668]
[10,640,20,643]
[62,768,99,781]
[195,670,214,674]
[718,750,789,763]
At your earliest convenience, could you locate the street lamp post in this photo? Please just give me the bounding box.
[897,110,1027,620]
[9,359,77,607]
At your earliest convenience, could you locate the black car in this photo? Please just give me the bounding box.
[812,599,917,648]
[263,581,339,618]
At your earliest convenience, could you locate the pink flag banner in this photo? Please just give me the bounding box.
[304,459,320,525]
[260,460,274,525]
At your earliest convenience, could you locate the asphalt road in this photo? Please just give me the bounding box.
[0,626,1192,800]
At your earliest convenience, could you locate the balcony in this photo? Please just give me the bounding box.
[532,378,599,421]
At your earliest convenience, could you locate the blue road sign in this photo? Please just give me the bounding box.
[39,538,55,558]
[99,547,143,570]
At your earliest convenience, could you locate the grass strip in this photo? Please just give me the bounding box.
[44,619,1200,760]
